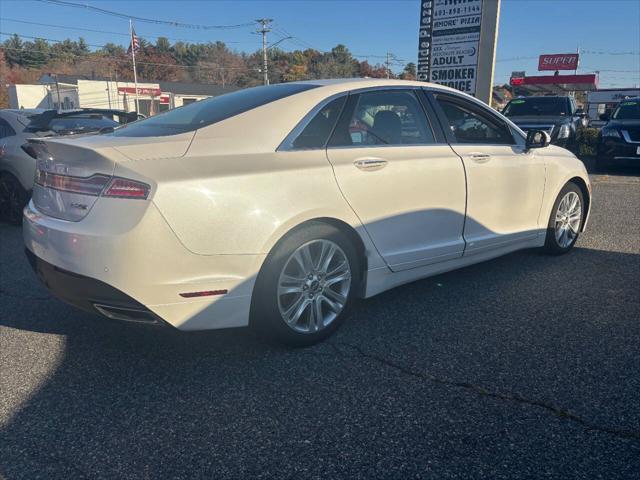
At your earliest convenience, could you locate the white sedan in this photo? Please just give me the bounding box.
[23,79,591,345]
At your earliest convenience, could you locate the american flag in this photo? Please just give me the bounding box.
[127,28,140,55]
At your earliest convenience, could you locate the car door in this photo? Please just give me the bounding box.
[429,91,546,254]
[326,88,467,272]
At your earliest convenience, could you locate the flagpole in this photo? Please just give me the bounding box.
[130,18,140,114]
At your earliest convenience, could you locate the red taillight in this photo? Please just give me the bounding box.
[35,169,150,199]
[103,178,150,199]
[35,170,110,196]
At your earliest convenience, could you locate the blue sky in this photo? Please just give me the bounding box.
[1,0,639,88]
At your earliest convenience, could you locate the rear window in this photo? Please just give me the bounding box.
[112,83,319,137]
[49,116,118,133]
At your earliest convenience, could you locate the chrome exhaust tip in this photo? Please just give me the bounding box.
[93,303,160,325]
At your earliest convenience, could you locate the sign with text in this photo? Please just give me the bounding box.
[418,0,500,103]
[117,86,162,96]
[538,53,579,71]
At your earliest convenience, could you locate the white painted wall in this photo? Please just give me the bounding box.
[77,79,160,111]
[9,84,78,110]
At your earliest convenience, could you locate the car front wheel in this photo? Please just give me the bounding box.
[544,182,584,254]
[252,222,359,346]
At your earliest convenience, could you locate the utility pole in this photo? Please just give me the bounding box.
[53,73,61,109]
[256,18,273,85]
[386,52,391,79]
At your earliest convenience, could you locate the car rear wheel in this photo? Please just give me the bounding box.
[0,173,29,225]
[543,182,584,254]
[252,222,359,346]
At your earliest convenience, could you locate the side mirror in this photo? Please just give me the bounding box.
[525,130,551,150]
[599,113,610,121]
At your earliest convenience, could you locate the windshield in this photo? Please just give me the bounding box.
[612,100,640,120]
[503,97,569,116]
[112,83,319,137]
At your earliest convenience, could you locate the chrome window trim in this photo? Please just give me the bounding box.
[277,92,349,152]
[426,87,522,147]
[278,86,445,152]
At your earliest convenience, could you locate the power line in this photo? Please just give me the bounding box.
[0,45,249,71]
[271,25,396,63]
[0,18,255,44]
[35,0,256,30]
[1,31,114,49]
[580,49,640,56]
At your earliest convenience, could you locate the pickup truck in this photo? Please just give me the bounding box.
[502,96,587,151]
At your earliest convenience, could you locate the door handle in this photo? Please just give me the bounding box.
[353,157,388,171]
[469,152,491,163]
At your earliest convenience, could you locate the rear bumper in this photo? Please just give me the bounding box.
[23,200,264,331]
[25,248,163,325]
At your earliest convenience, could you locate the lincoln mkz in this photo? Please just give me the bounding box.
[23,79,591,345]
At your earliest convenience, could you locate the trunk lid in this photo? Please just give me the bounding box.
[30,132,194,221]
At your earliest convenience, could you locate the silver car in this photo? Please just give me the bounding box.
[0,109,132,224]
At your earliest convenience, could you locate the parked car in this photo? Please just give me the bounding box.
[0,108,136,224]
[596,97,640,170]
[502,96,587,151]
[23,79,591,346]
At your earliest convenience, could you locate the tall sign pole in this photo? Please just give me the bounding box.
[129,18,140,113]
[417,0,501,105]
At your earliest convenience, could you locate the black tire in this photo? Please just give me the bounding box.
[251,221,360,347]
[0,173,29,225]
[543,182,584,255]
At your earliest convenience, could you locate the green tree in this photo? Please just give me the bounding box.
[400,62,417,80]
[22,38,50,68]
[75,38,90,56]
[100,43,125,56]
[2,34,24,67]
[155,37,171,53]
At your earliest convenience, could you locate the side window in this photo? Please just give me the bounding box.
[0,119,16,139]
[435,95,514,145]
[292,96,346,149]
[329,90,435,147]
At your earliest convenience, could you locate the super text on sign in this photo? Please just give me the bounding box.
[538,54,579,71]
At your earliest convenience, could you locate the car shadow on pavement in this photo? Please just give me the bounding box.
[2,237,640,478]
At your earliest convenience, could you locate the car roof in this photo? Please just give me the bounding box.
[292,78,451,90]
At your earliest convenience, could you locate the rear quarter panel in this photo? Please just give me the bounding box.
[148,147,380,264]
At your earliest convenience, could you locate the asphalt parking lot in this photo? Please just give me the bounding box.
[1,163,639,479]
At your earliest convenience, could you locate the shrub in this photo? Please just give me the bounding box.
[576,127,599,157]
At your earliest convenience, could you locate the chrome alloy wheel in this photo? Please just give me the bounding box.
[554,191,582,248]
[277,239,352,334]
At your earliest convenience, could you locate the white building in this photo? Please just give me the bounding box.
[8,75,238,116]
